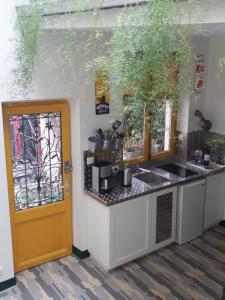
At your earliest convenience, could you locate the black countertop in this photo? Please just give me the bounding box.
[85,162,213,206]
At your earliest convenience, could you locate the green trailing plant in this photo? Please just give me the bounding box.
[13,0,203,135]
[106,0,202,127]
[206,134,225,153]
[14,0,102,95]
[14,0,44,95]
[87,0,203,131]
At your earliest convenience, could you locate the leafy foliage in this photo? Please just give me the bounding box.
[97,0,202,130]
[14,0,45,95]
[14,0,202,133]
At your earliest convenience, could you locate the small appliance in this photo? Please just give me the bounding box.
[92,160,112,193]
[118,167,132,187]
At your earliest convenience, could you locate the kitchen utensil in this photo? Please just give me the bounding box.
[96,128,104,139]
[104,130,113,140]
[112,120,121,131]
[113,137,124,150]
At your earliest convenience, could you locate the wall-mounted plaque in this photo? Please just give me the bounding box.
[95,71,110,115]
[195,55,205,93]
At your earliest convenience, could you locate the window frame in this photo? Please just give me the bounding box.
[150,106,177,160]
[123,57,179,164]
[123,103,176,164]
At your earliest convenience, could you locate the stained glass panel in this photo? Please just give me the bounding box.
[9,112,63,211]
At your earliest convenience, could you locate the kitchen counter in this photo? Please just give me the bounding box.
[186,160,225,175]
[85,164,206,206]
[86,159,225,271]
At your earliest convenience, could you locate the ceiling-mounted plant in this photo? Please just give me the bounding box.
[87,0,203,129]
[13,0,203,113]
[13,0,101,95]
[14,0,45,95]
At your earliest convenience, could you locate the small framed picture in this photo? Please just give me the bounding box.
[195,55,205,93]
[95,71,110,115]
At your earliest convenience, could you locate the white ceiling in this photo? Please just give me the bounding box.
[17,0,225,38]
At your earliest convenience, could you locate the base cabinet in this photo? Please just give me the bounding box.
[111,194,150,268]
[151,188,177,251]
[177,180,205,245]
[204,172,225,230]
[87,186,177,270]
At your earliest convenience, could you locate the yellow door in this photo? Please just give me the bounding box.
[3,100,72,272]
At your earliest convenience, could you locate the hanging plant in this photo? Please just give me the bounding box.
[14,0,45,95]
[88,0,203,130]
[13,0,100,95]
[13,0,203,134]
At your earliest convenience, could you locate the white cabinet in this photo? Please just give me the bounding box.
[110,194,150,268]
[177,180,205,245]
[204,172,225,230]
[151,187,177,251]
[87,186,177,270]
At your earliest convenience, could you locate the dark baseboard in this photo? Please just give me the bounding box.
[0,277,16,292]
[72,246,90,259]
[219,220,225,227]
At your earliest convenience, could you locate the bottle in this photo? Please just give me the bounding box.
[194,149,203,165]
[203,143,210,166]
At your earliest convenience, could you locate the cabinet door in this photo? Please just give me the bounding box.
[151,187,177,251]
[177,180,205,245]
[110,195,150,268]
[204,172,225,230]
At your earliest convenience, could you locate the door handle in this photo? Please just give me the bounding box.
[64,161,72,173]
[60,178,70,196]
[65,177,69,196]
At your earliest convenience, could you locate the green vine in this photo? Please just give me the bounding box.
[14,0,45,95]
[13,0,203,132]
[87,0,203,129]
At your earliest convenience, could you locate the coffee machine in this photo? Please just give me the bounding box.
[92,160,112,193]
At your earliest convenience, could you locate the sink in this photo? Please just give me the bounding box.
[158,163,198,178]
[134,169,171,186]
[187,161,225,173]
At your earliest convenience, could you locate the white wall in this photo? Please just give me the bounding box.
[30,30,122,251]
[188,36,209,132]
[177,36,209,135]
[0,0,225,283]
[205,37,225,134]
[0,1,17,283]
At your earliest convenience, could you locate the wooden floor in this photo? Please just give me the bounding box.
[1,226,225,300]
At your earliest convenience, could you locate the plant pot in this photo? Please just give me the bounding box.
[88,136,102,153]
[102,139,113,151]
[124,150,142,160]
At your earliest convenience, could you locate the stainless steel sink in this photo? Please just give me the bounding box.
[134,169,170,186]
[187,161,225,173]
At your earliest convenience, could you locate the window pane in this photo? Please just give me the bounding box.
[151,100,172,154]
[9,112,64,211]
[123,108,145,161]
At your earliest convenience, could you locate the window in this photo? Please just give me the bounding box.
[123,99,176,163]
[150,99,176,159]
[123,57,178,163]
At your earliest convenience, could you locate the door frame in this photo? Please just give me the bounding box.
[2,99,72,272]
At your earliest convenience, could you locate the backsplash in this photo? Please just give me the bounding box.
[187,130,225,164]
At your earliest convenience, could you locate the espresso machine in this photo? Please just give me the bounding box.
[92,160,112,193]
